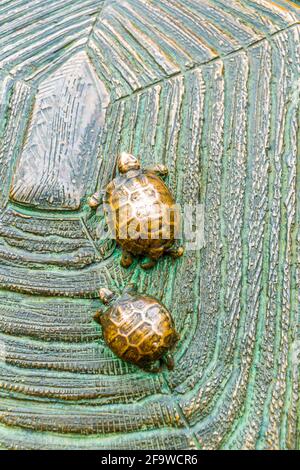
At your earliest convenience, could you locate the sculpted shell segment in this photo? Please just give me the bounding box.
[9,52,109,211]
[0,423,195,450]
[88,0,299,100]
[0,293,99,343]
[0,209,98,269]
[0,361,165,404]
[0,395,186,435]
[0,0,104,80]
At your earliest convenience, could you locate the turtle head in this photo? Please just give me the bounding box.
[94,287,116,324]
[118,152,140,173]
[99,287,115,305]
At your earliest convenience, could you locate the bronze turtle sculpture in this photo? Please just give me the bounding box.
[89,152,184,269]
[94,284,180,372]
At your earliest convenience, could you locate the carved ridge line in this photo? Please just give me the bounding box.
[109,21,300,104]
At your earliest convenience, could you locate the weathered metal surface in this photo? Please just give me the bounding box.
[0,0,299,450]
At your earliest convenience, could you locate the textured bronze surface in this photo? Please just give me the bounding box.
[90,153,184,269]
[94,285,179,371]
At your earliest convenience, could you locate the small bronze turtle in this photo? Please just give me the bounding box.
[89,152,184,269]
[94,284,179,372]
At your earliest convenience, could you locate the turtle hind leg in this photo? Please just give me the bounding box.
[140,257,157,270]
[162,353,175,371]
[141,355,174,373]
[120,249,134,268]
[141,247,164,270]
[165,246,184,259]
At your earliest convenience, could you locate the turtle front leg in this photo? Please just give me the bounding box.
[146,164,168,179]
[120,249,134,268]
[88,191,102,209]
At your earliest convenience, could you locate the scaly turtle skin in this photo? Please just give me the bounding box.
[89,153,184,269]
[94,285,179,372]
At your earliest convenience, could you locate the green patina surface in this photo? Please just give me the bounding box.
[0,0,299,450]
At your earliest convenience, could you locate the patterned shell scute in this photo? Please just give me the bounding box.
[104,170,179,253]
[100,295,177,365]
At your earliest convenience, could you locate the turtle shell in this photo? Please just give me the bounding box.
[99,293,178,366]
[103,169,180,256]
